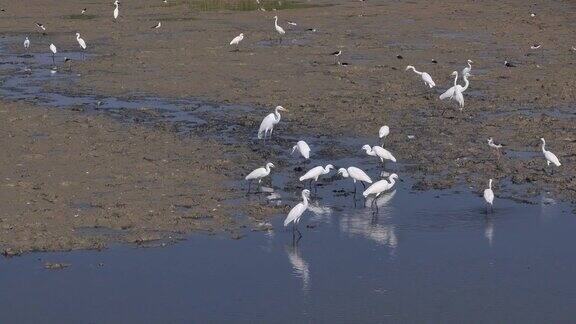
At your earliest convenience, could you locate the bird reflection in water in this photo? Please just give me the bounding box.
[484,216,494,247]
[285,240,310,292]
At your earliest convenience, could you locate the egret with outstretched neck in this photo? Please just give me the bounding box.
[76,33,86,60]
[541,138,561,171]
[363,173,398,211]
[284,189,311,238]
[299,164,334,190]
[338,167,373,193]
[258,106,287,140]
[113,0,119,20]
[483,179,494,213]
[291,140,311,159]
[362,145,396,165]
[463,59,473,76]
[245,162,274,193]
[439,71,470,109]
[273,16,285,43]
[406,65,435,88]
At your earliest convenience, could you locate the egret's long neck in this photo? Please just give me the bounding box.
[265,165,271,173]
[461,74,470,91]
[274,17,278,27]
[365,147,374,156]
[323,167,330,174]
[468,62,472,69]
[489,180,492,189]
[389,178,396,187]
[274,109,281,122]
[302,195,309,208]
[541,140,546,152]
[453,73,458,87]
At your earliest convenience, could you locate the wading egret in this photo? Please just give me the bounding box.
[362,145,397,164]
[284,189,311,238]
[363,173,398,211]
[49,43,57,66]
[23,37,30,51]
[273,16,285,43]
[337,166,373,193]
[405,65,435,88]
[379,125,389,139]
[483,179,494,213]
[229,33,244,51]
[258,106,287,140]
[439,71,470,109]
[299,164,334,189]
[541,138,561,167]
[462,59,473,76]
[113,0,119,20]
[76,33,86,60]
[245,162,274,192]
[291,140,311,159]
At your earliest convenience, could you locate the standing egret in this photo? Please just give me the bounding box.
[337,166,373,194]
[76,33,87,60]
[245,162,274,193]
[49,43,57,66]
[113,0,119,20]
[483,179,494,213]
[362,145,396,165]
[462,59,473,76]
[439,71,470,109]
[379,125,389,144]
[291,140,311,159]
[363,173,398,211]
[541,138,561,172]
[229,33,244,51]
[258,106,287,140]
[273,16,285,44]
[284,189,311,238]
[405,65,435,88]
[23,37,30,51]
[299,164,334,190]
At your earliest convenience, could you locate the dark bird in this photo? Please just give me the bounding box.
[530,44,541,49]
[36,22,46,31]
[504,60,517,67]
[331,50,342,57]
[81,8,87,14]
[152,21,162,29]
[431,59,438,63]
[396,55,403,59]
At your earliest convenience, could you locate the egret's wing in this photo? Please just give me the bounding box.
[299,166,320,181]
[284,203,305,226]
[454,91,464,107]
[423,73,435,87]
[245,167,264,180]
[258,113,275,138]
[349,167,372,183]
[439,87,455,100]
[299,142,311,159]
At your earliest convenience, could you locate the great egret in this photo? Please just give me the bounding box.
[258,106,287,140]
[299,164,334,189]
[439,71,470,109]
[113,0,119,20]
[405,65,435,88]
[363,173,398,211]
[362,145,397,164]
[273,16,285,43]
[291,140,311,159]
[49,43,57,66]
[284,189,311,238]
[23,37,30,51]
[76,33,86,60]
[229,33,244,51]
[541,138,561,168]
[483,179,494,213]
[245,162,274,192]
[337,167,373,192]
[462,59,473,76]
[379,125,389,140]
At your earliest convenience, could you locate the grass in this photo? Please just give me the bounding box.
[189,0,321,12]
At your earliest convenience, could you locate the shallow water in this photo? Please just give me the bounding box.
[0,36,575,323]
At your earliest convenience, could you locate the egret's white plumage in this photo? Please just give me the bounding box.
[541,138,561,167]
[49,43,57,54]
[439,71,470,109]
[363,173,398,198]
[291,140,311,159]
[338,167,373,185]
[379,125,389,139]
[362,145,397,163]
[230,33,244,46]
[23,37,30,50]
[274,16,285,35]
[284,189,310,227]
[406,65,435,88]
[483,179,494,211]
[258,106,286,140]
[245,162,274,182]
[462,59,473,76]
[76,33,86,49]
[299,164,334,182]
[113,0,119,19]
[487,138,503,149]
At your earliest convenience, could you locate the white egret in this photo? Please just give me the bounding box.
[291,140,311,159]
[541,138,561,169]
[76,33,87,60]
[23,37,30,51]
[439,71,470,109]
[405,65,435,88]
[379,125,389,139]
[258,105,287,140]
[299,164,334,189]
[531,44,541,50]
[284,189,311,237]
[49,43,57,66]
[462,59,473,76]
[337,167,372,193]
[229,33,244,51]
[362,145,397,165]
[273,16,285,43]
[483,179,494,213]
[363,173,398,211]
[113,0,119,20]
[245,162,274,192]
